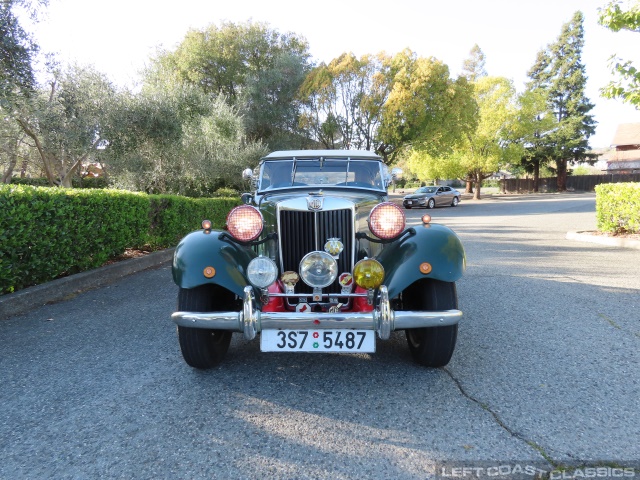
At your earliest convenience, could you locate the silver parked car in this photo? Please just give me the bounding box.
[403,186,461,209]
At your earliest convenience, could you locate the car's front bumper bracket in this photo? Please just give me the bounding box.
[171,285,463,341]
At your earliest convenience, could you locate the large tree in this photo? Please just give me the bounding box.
[407,76,522,199]
[598,0,640,108]
[378,49,477,162]
[462,44,487,82]
[298,52,393,151]
[1,0,46,181]
[517,88,557,192]
[149,20,312,149]
[526,11,597,191]
[105,82,266,195]
[14,64,117,187]
[0,0,46,106]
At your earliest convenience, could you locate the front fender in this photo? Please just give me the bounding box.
[378,223,466,299]
[172,230,257,297]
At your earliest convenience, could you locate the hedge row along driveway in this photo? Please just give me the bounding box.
[0,185,240,295]
[595,182,640,235]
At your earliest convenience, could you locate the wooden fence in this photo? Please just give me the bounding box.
[502,174,640,193]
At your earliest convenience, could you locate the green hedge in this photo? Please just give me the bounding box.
[9,177,110,189]
[0,185,240,294]
[595,183,640,234]
[147,195,239,247]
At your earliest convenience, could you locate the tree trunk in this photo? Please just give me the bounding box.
[473,174,482,200]
[532,160,540,193]
[1,145,18,183]
[16,118,57,186]
[465,177,473,194]
[556,160,567,192]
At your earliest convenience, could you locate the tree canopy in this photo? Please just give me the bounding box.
[14,64,117,187]
[462,44,487,82]
[525,11,597,191]
[0,0,47,107]
[378,49,477,161]
[598,0,640,108]
[407,76,522,199]
[149,20,312,150]
[298,52,393,151]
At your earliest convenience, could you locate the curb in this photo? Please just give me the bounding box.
[566,231,640,250]
[0,249,175,320]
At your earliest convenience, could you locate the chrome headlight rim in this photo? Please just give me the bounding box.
[247,256,278,289]
[226,205,264,242]
[368,201,406,240]
[299,251,338,288]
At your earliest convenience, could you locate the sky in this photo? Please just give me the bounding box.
[23,0,640,148]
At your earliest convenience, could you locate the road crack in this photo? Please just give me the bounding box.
[443,367,576,469]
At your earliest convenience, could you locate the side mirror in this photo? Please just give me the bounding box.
[241,193,253,205]
[391,168,403,180]
[242,168,253,181]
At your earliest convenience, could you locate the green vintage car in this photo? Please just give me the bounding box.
[171,150,466,368]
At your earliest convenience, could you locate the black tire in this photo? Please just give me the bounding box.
[176,285,234,369]
[405,205,412,209]
[402,279,458,367]
[451,196,459,207]
[427,198,435,209]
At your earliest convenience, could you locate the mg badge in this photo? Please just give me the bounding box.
[307,197,324,210]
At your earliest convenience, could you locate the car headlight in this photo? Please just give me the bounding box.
[299,251,338,288]
[226,205,263,242]
[368,202,405,240]
[247,256,278,289]
[353,258,385,289]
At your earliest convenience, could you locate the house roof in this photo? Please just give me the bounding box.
[611,123,640,147]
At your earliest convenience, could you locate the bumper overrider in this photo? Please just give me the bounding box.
[171,285,463,341]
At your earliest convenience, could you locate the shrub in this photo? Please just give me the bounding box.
[9,177,50,187]
[595,183,640,234]
[0,186,149,294]
[0,186,241,294]
[147,195,240,247]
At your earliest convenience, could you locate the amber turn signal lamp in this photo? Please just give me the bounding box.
[421,214,431,224]
[202,219,212,230]
[419,262,432,274]
[203,266,216,278]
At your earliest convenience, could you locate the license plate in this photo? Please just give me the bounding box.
[407,200,413,204]
[260,329,375,353]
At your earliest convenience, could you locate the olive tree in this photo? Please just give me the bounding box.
[105,82,266,195]
[15,64,117,187]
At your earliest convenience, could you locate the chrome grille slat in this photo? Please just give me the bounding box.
[279,209,354,294]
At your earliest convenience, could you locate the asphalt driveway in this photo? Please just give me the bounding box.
[1,193,638,479]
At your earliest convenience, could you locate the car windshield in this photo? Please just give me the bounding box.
[259,159,384,191]
[416,186,438,193]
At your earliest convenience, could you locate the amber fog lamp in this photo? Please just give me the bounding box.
[226,205,263,242]
[369,202,405,239]
[353,259,384,289]
[201,219,212,230]
[421,214,431,224]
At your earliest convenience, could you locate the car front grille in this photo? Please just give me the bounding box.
[279,209,353,294]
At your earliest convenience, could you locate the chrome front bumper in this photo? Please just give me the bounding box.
[171,285,462,341]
